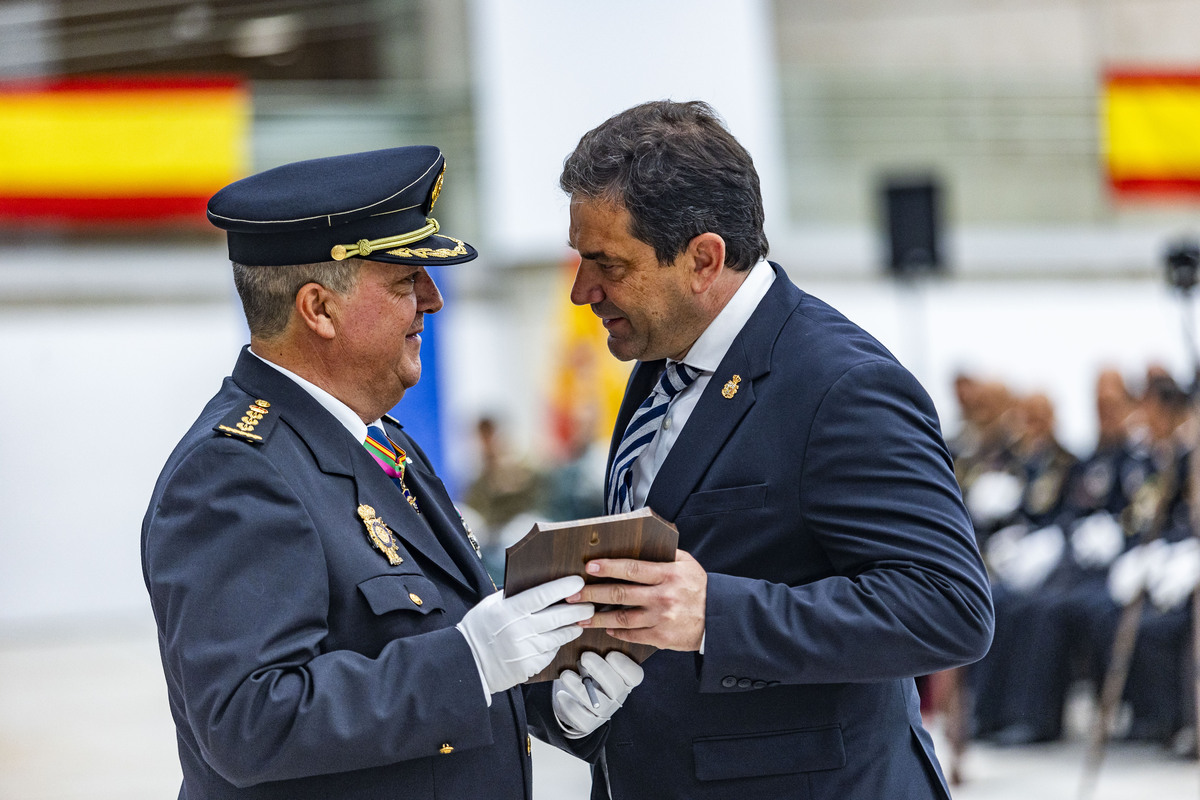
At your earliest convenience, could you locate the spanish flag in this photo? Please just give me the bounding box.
[0,76,249,224]
[1104,70,1200,198]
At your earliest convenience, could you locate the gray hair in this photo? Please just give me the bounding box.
[231,260,362,339]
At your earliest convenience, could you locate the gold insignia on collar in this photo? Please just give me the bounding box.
[357,504,404,566]
[721,375,742,399]
[216,399,271,441]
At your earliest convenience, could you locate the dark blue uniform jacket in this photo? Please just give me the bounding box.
[142,349,531,799]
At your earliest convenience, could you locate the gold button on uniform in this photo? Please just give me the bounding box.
[409,592,423,606]
[439,743,453,755]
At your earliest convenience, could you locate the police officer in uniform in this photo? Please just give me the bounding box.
[1097,373,1196,747]
[969,391,1075,743]
[141,147,607,799]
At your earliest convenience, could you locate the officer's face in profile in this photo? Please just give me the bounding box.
[567,198,706,363]
[333,260,443,406]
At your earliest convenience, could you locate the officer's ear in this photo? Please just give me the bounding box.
[294,282,338,340]
[686,232,727,294]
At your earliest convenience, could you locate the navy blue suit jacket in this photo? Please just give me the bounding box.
[531,264,993,799]
[142,348,532,799]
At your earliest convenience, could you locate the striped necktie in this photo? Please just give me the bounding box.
[607,361,700,514]
[364,425,420,513]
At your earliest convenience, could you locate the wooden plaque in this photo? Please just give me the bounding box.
[503,507,679,682]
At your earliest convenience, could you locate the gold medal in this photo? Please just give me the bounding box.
[357,504,404,565]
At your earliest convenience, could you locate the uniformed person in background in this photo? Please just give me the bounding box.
[1097,373,1197,750]
[968,390,1074,743]
[1012,392,1078,529]
[970,370,1198,748]
[971,374,1139,744]
[947,371,984,462]
[140,147,622,799]
[956,379,1023,549]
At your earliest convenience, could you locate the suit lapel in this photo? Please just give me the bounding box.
[645,264,804,520]
[644,343,759,520]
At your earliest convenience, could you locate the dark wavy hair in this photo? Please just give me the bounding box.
[560,100,768,271]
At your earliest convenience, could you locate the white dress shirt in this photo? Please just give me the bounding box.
[249,349,387,438]
[628,260,775,509]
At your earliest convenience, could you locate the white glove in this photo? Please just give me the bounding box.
[1071,512,1125,568]
[1108,541,1170,606]
[1003,525,1065,592]
[1149,539,1200,612]
[457,576,593,699]
[966,471,1023,525]
[553,651,644,739]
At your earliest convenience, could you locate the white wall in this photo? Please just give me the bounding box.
[468,0,786,264]
[0,300,244,626]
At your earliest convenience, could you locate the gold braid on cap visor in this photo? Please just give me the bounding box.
[330,217,440,260]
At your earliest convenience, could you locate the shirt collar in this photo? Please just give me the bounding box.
[248,348,375,442]
[674,259,775,373]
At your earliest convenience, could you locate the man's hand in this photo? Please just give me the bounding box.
[570,549,707,651]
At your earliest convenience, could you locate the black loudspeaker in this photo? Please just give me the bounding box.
[882,177,943,276]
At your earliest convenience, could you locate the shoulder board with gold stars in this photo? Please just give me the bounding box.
[213,398,277,445]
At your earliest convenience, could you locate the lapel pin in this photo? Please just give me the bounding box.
[357,503,404,565]
[721,374,742,399]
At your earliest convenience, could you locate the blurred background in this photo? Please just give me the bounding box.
[4,0,1200,797]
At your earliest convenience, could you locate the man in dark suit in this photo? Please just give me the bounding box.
[529,101,994,799]
[141,146,594,799]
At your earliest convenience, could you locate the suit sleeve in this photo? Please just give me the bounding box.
[700,360,994,689]
[143,437,493,787]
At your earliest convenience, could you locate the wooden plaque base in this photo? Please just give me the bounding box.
[503,507,678,682]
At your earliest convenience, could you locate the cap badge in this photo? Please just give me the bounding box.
[357,504,404,565]
[429,163,446,211]
[721,375,742,399]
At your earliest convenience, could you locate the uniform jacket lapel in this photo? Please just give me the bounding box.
[397,446,495,597]
[351,448,477,594]
[645,264,804,520]
[229,348,477,594]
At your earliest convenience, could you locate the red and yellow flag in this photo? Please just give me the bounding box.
[0,75,249,224]
[1104,69,1200,198]
[546,255,632,457]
